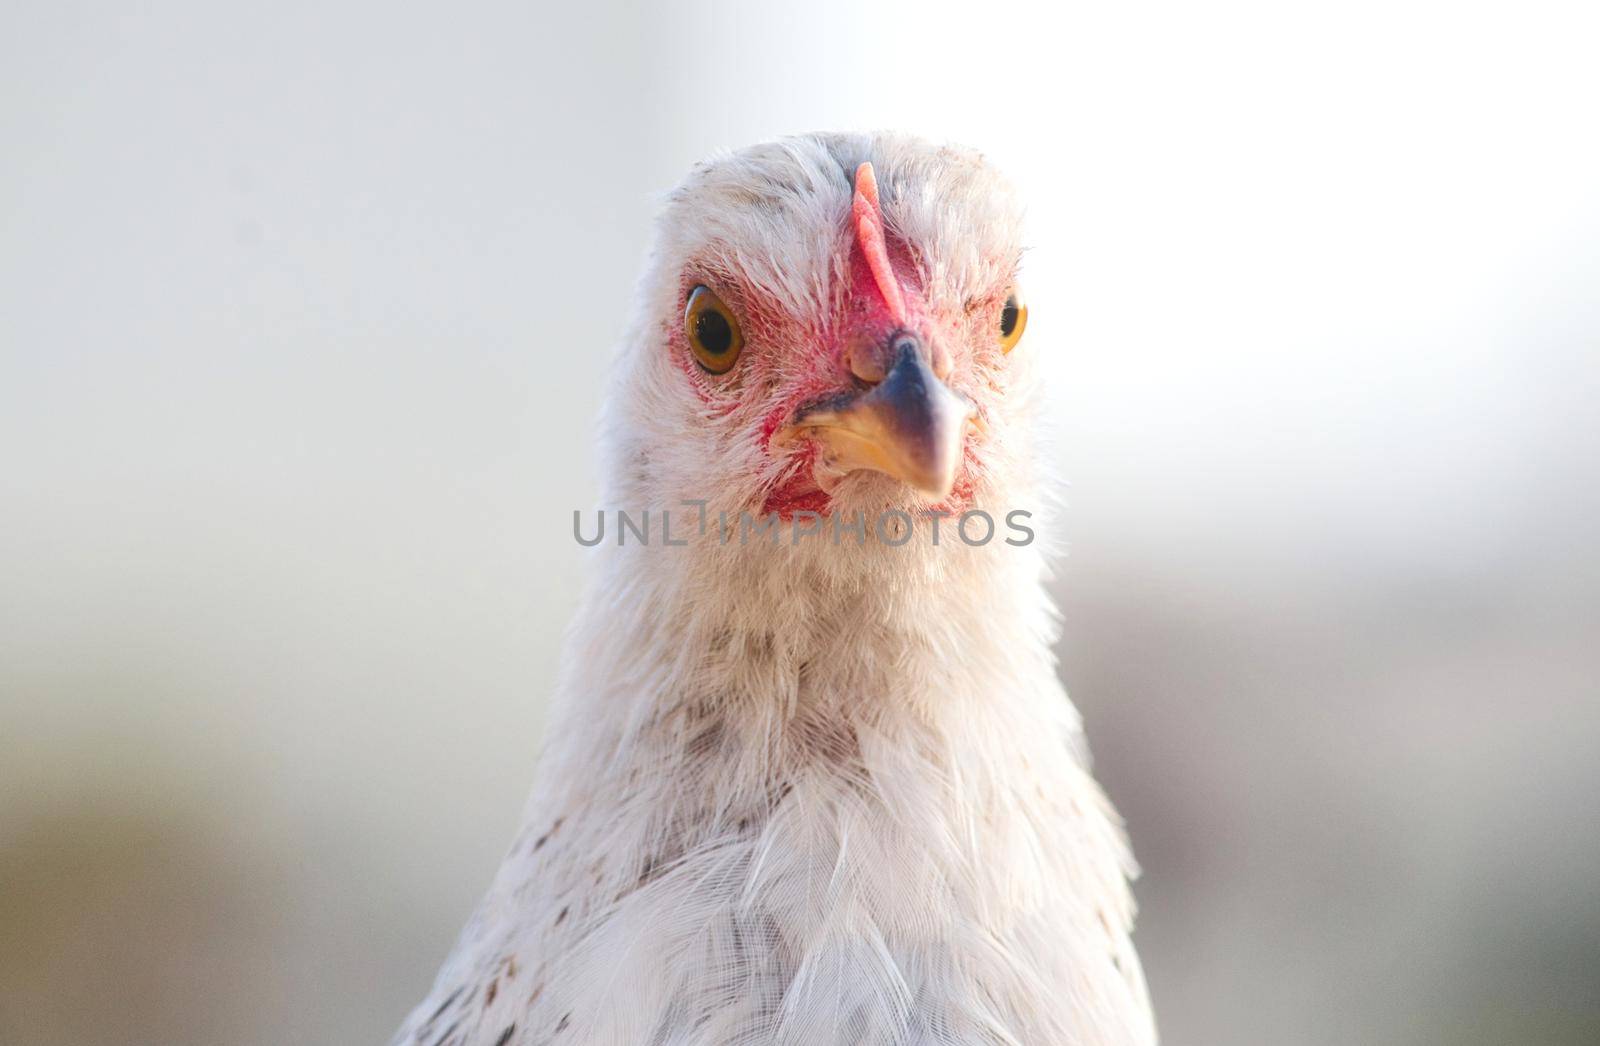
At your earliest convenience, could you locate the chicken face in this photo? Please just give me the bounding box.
[622,134,1034,522]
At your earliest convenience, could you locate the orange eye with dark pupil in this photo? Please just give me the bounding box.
[999,290,1028,353]
[684,285,744,374]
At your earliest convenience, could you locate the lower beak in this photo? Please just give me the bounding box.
[774,343,975,499]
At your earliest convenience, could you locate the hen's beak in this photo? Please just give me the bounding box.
[775,338,975,499]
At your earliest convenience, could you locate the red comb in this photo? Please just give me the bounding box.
[852,162,907,325]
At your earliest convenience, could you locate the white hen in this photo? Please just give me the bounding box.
[394,132,1155,1046]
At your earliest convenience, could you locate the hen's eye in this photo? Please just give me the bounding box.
[999,290,1028,353]
[684,285,744,374]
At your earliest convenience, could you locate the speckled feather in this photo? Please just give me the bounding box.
[393,132,1156,1046]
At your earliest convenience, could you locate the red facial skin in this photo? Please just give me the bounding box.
[673,171,1003,520]
[673,255,998,519]
[759,245,955,517]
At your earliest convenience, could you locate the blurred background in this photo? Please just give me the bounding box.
[3,1,1597,1043]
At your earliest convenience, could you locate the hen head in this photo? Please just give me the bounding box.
[610,132,1036,524]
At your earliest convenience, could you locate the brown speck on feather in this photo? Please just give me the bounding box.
[686,719,725,758]
[791,714,860,765]
[485,978,498,1006]
[532,816,566,852]
[492,1026,515,1046]
[554,905,568,926]
[554,1013,570,1033]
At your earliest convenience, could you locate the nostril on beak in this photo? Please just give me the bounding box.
[847,337,887,385]
[848,330,951,385]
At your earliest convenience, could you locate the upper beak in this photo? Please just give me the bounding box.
[775,339,975,499]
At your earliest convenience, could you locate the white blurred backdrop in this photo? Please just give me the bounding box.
[2,2,1597,1044]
